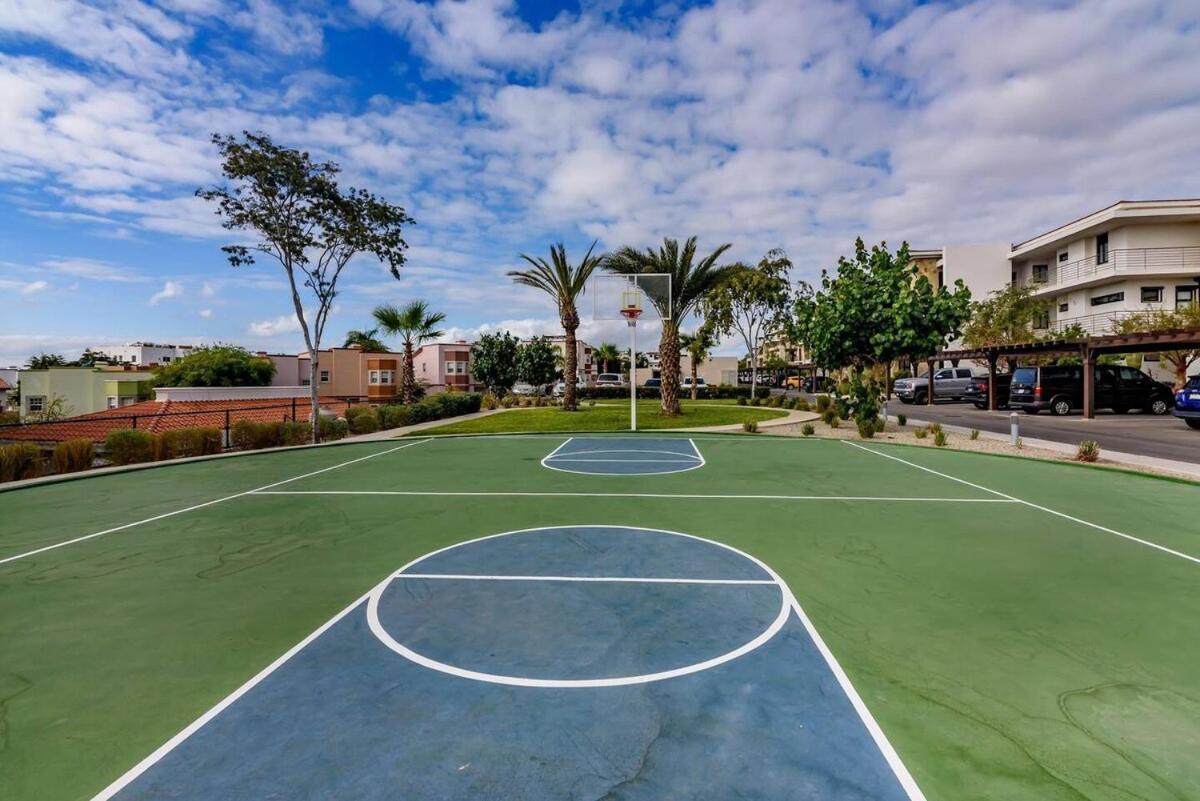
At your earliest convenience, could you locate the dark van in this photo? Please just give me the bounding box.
[1009,364,1174,416]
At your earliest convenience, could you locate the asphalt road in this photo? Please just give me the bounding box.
[885,398,1199,465]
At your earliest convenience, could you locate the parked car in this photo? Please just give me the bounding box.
[963,373,1013,409]
[551,379,587,397]
[643,378,662,389]
[893,368,976,404]
[1009,364,1173,416]
[511,382,538,396]
[784,375,801,389]
[802,375,834,393]
[595,373,626,388]
[1174,375,1200,429]
[681,377,708,394]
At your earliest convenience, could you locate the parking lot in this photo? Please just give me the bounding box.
[884,399,1198,465]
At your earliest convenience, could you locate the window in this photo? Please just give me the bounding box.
[934,369,952,380]
[161,356,171,363]
[1033,311,1050,329]
[1141,286,1163,303]
[27,395,46,413]
[369,369,394,385]
[1090,291,1124,306]
[1177,285,1198,308]
[955,369,973,379]
[1058,251,1069,263]
[319,370,330,382]
[1118,366,1148,384]
[1059,302,1069,313]
[301,378,311,386]
[446,361,466,375]
[1032,264,1049,284]
[1096,232,1109,264]
[107,396,118,409]
[368,370,380,385]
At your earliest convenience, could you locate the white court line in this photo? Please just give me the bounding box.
[843,441,1200,567]
[544,458,702,464]
[395,573,776,585]
[542,437,575,460]
[688,437,707,470]
[252,490,1016,502]
[0,439,433,568]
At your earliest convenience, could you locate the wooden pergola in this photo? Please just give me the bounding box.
[928,329,1200,418]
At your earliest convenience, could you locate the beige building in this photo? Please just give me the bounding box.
[1009,199,1200,335]
[545,335,596,383]
[298,346,404,401]
[412,342,475,392]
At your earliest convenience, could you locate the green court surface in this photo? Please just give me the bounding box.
[2,434,1199,801]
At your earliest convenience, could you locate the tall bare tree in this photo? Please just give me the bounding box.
[508,242,604,411]
[605,237,733,416]
[198,131,413,441]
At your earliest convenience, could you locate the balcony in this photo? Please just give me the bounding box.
[1021,246,1200,291]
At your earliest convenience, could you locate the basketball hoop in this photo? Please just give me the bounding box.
[620,288,642,326]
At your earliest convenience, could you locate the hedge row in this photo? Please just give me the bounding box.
[577,384,759,400]
[343,392,483,435]
[229,418,349,450]
[103,427,224,466]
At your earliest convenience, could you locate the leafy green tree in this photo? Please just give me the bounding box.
[343,328,386,352]
[701,249,792,399]
[470,331,521,395]
[508,242,603,411]
[154,345,276,387]
[594,342,621,374]
[790,239,970,374]
[373,300,446,403]
[605,237,734,416]
[27,353,67,369]
[516,337,558,394]
[962,283,1051,348]
[27,393,72,422]
[679,326,716,400]
[1115,305,1200,387]
[198,131,414,441]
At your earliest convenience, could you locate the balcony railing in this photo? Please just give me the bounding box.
[1021,246,1200,289]
[1041,310,1144,337]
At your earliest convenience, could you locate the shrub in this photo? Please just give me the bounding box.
[1076,440,1100,462]
[481,391,500,411]
[345,406,380,435]
[914,427,928,439]
[897,414,907,426]
[319,417,348,441]
[378,405,412,429]
[156,427,222,460]
[934,430,948,447]
[801,423,815,436]
[749,397,761,406]
[231,420,294,450]
[829,415,840,429]
[928,422,943,436]
[52,438,94,474]
[970,429,980,441]
[587,399,596,407]
[1015,436,1023,449]
[815,394,832,412]
[874,417,886,433]
[104,429,155,465]
[742,420,758,433]
[0,443,43,482]
[736,397,747,406]
[821,408,838,426]
[856,419,875,439]
[835,400,851,420]
[795,398,811,411]
[281,421,312,445]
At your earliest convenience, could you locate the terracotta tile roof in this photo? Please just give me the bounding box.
[0,398,347,443]
[0,377,10,391]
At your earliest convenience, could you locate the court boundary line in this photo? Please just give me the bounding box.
[90,523,926,801]
[843,441,1200,567]
[252,489,1014,502]
[396,573,776,585]
[1,439,433,568]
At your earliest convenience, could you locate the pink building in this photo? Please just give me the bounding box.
[412,342,475,392]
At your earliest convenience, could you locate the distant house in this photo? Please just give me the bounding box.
[17,365,156,420]
[412,342,475,393]
[298,345,406,401]
[100,342,197,366]
[544,336,595,383]
[0,376,12,412]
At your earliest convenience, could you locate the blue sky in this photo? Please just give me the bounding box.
[2,0,1199,366]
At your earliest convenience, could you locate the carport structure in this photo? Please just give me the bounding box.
[929,329,1200,418]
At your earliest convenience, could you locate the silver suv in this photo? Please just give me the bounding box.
[893,368,977,404]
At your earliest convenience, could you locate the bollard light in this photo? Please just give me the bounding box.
[1009,412,1019,446]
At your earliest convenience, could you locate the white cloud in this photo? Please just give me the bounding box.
[40,257,146,283]
[248,314,302,337]
[199,308,213,318]
[0,277,50,295]
[149,280,184,305]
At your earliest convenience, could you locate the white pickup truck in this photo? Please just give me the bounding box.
[892,367,977,404]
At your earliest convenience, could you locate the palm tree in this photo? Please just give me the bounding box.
[508,242,604,411]
[680,326,716,401]
[604,237,733,416]
[343,328,386,352]
[373,300,446,403]
[594,342,621,374]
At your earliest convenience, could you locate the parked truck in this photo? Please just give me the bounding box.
[892,367,977,404]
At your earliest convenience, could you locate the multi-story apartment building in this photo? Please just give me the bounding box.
[1009,199,1200,335]
[412,342,475,392]
[17,365,156,419]
[545,336,596,383]
[100,342,197,366]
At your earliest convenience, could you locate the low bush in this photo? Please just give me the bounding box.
[970,429,980,441]
[795,398,811,411]
[914,427,928,439]
[346,407,381,435]
[0,443,43,482]
[897,414,907,426]
[934,430,948,447]
[378,405,412,429]
[928,422,943,436]
[736,397,747,406]
[578,384,756,400]
[481,391,500,410]
[815,394,832,412]
[52,438,94,474]
[749,397,761,406]
[821,408,838,426]
[103,429,155,465]
[801,423,815,436]
[155,427,222,460]
[319,417,349,441]
[1076,440,1100,462]
[829,415,840,429]
[856,419,875,439]
[230,420,309,450]
[742,420,759,433]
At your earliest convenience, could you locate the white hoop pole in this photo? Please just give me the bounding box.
[629,319,637,431]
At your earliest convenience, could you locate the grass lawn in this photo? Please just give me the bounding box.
[413,399,789,435]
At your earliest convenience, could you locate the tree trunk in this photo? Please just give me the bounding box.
[402,341,416,404]
[659,322,681,416]
[307,351,320,444]
[690,357,699,401]
[563,323,579,411]
[750,357,757,401]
